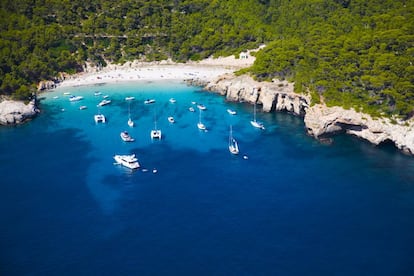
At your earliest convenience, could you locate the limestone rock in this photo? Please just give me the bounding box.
[0,100,39,125]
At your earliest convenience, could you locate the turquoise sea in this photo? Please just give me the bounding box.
[1,81,414,275]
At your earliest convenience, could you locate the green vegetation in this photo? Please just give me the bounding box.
[0,0,413,119]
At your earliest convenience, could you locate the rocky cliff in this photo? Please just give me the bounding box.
[201,74,414,156]
[0,99,39,125]
[203,74,310,116]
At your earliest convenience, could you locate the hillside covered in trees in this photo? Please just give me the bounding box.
[1,0,413,118]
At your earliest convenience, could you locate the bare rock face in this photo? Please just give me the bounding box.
[205,74,310,116]
[204,74,414,156]
[304,105,414,155]
[0,100,39,125]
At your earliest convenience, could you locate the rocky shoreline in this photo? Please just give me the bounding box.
[193,74,414,156]
[0,99,39,125]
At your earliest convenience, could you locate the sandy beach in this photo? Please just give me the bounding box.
[59,55,255,88]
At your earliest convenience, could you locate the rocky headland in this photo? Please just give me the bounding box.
[198,74,414,156]
[0,99,39,125]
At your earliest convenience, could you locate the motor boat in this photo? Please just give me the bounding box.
[227,109,237,115]
[169,98,176,103]
[97,99,111,107]
[144,99,156,104]
[125,96,135,101]
[69,95,83,102]
[197,104,207,110]
[189,107,195,112]
[79,105,87,110]
[168,116,175,123]
[113,154,140,169]
[120,131,134,142]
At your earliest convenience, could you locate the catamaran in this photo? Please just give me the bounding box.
[228,125,239,155]
[150,107,162,139]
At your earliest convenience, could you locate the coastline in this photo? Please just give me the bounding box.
[57,57,255,88]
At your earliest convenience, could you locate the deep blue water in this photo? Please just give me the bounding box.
[1,81,414,275]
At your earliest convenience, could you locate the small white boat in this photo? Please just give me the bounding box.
[120,131,134,142]
[251,120,265,130]
[144,99,156,104]
[53,96,59,99]
[125,96,135,101]
[97,99,111,107]
[168,116,175,123]
[114,154,140,169]
[103,95,110,99]
[79,105,87,110]
[169,98,176,103]
[228,125,239,155]
[151,109,162,139]
[127,100,134,127]
[128,118,134,127]
[197,104,207,110]
[197,109,206,130]
[69,95,83,102]
[227,109,237,115]
[251,93,265,130]
[191,101,196,105]
[94,114,106,123]
[63,92,71,95]
[94,91,102,96]
[189,107,195,112]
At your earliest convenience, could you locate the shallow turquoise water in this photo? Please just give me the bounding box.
[1,81,414,275]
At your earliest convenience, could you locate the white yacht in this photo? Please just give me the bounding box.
[250,91,265,130]
[169,98,176,103]
[144,99,156,104]
[227,109,237,115]
[127,100,134,127]
[189,107,195,112]
[125,96,135,101]
[120,131,134,142]
[113,154,140,169]
[228,125,239,155]
[197,104,207,110]
[128,118,134,127]
[168,116,175,123]
[197,109,206,130]
[69,95,83,102]
[79,105,87,110]
[94,114,106,123]
[97,99,111,107]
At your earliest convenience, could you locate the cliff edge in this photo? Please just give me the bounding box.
[202,74,414,156]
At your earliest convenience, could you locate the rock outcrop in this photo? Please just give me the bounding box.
[204,74,310,116]
[202,74,414,156]
[0,99,39,125]
[304,105,414,155]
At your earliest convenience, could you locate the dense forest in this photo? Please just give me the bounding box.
[0,0,413,118]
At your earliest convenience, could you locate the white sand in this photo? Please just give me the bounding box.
[58,54,256,88]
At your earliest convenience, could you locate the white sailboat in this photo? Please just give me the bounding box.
[150,107,162,139]
[250,94,265,130]
[197,108,206,130]
[127,100,134,127]
[228,125,239,155]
